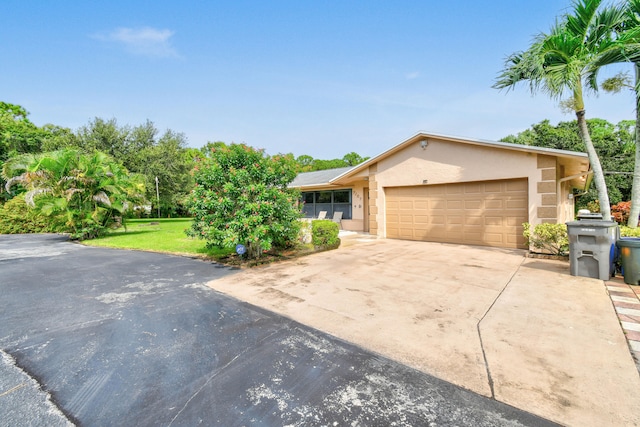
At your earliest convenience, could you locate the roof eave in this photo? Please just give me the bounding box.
[330,131,589,184]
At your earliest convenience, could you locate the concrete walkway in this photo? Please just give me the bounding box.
[208,234,640,426]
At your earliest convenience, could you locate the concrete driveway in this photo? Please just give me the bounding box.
[208,234,640,427]
[0,234,554,426]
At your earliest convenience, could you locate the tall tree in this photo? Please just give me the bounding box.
[0,102,45,161]
[73,118,193,217]
[137,130,193,216]
[587,0,640,226]
[342,152,370,166]
[503,118,636,207]
[494,0,626,221]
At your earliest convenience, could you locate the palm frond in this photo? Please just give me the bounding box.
[24,188,52,207]
[566,0,602,44]
[64,188,85,200]
[92,191,112,207]
[4,175,25,192]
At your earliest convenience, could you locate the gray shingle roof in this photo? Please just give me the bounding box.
[289,166,354,188]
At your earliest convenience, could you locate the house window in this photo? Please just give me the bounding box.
[301,189,352,219]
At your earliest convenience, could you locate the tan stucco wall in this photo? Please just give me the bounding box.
[340,183,367,231]
[362,138,572,238]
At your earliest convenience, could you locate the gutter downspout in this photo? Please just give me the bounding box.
[558,170,593,221]
[558,170,593,195]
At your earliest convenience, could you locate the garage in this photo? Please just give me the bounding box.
[291,132,591,248]
[385,178,528,249]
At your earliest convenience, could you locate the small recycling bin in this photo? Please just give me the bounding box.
[616,237,640,285]
[566,219,619,280]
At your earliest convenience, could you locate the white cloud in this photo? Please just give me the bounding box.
[93,27,180,58]
[405,71,420,80]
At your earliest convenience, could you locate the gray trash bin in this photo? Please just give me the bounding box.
[566,219,619,280]
[616,237,640,284]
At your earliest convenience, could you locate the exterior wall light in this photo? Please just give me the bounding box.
[420,140,428,149]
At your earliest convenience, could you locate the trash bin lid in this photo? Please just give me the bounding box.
[566,220,618,227]
[616,237,640,248]
[577,212,603,220]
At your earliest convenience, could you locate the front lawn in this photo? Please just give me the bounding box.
[82,218,233,259]
[83,217,336,266]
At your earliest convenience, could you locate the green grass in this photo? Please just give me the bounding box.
[82,218,233,259]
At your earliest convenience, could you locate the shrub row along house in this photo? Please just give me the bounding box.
[291,132,590,249]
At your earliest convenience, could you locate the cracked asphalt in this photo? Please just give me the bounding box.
[0,234,556,426]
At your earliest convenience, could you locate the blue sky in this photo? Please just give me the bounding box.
[3,0,636,159]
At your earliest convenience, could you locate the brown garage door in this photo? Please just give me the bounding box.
[385,179,528,248]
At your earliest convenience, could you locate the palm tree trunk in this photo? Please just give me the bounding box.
[576,109,612,220]
[627,63,640,227]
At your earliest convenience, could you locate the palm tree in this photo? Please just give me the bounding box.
[494,0,627,221]
[587,0,640,226]
[3,149,145,239]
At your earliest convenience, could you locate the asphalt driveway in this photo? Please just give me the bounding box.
[0,234,554,426]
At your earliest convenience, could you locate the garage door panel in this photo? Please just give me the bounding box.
[506,216,526,226]
[507,180,528,191]
[427,215,443,225]
[484,216,504,226]
[400,215,414,224]
[413,215,429,224]
[484,182,504,193]
[415,201,428,210]
[506,199,527,209]
[484,233,505,242]
[465,183,483,193]
[485,199,503,209]
[447,215,463,225]
[386,178,528,249]
[447,200,463,209]
[465,216,483,226]
[464,200,483,209]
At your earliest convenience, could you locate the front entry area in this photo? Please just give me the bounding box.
[385,178,528,249]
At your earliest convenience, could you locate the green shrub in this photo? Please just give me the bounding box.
[0,195,62,234]
[523,222,568,256]
[312,220,340,249]
[185,143,301,259]
[620,226,640,237]
[298,219,312,244]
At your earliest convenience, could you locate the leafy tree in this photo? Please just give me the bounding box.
[291,152,369,172]
[0,102,44,160]
[186,143,301,259]
[0,102,74,202]
[494,0,627,220]
[503,118,635,207]
[40,124,78,152]
[71,118,193,217]
[310,158,349,170]
[3,149,145,239]
[137,130,194,217]
[295,154,314,172]
[200,141,229,156]
[342,152,370,166]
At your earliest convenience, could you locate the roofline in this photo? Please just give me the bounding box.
[289,181,345,189]
[330,131,589,183]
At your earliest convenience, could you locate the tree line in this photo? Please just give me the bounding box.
[0,102,370,225]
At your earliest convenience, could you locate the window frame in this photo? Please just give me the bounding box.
[301,189,352,219]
